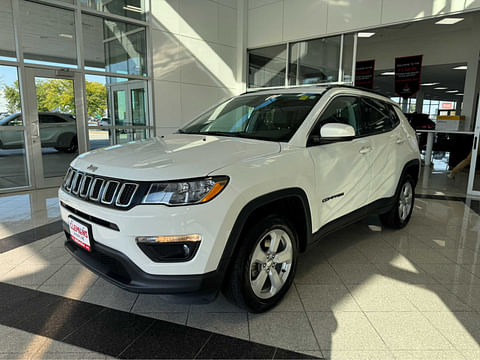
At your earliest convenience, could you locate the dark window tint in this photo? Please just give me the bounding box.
[39,115,66,124]
[358,97,392,136]
[387,104,401,128]
[309,96,361,145]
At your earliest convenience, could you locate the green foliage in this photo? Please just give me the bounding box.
[2,79,107,117]
[3,80,21,113]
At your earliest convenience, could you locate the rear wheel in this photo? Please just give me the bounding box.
[223,215,298,313]
[380,175,415,229]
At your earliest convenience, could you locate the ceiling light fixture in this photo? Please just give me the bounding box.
[434,87,448,90]
[446,90,459,93]
[435,17,464,25]
[358,32,375,38]
[381,71,395,76]
[421,82,440,86]
[456,93,464,96]
[123,5,143,13]
[453,65,467,70]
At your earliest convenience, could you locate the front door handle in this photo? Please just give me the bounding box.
[396,137,406,144]
[359,146,372,154]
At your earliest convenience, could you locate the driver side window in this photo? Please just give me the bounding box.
[309,96,361,145]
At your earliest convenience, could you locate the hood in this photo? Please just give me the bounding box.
[71,134,281,181]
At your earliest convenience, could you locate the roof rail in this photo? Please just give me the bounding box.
[242,84,390,99]
[325,84,390,98]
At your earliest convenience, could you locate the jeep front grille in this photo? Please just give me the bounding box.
[62,167,140,209]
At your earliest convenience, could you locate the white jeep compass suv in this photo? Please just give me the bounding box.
[60,86,421,312]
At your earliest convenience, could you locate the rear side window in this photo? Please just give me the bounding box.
[386,104,401,128]
[39,115,66,124]
[358,97,399,136]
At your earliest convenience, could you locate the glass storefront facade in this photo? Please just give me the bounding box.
[248,34,357,89]
[0,0,152,191]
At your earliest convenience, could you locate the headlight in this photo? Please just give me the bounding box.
[141,176,229,205]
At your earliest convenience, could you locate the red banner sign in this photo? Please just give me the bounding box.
[355,60,375,89]
[395,55,423,99]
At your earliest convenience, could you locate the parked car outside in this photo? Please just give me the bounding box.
[0,112,77,153]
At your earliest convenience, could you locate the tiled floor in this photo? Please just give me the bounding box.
[2,184,480,359]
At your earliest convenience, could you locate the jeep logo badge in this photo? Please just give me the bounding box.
[87,164,98,172]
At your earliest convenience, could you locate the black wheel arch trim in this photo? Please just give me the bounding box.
[220,188,313,264]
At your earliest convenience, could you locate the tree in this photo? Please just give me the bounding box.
[3,80,21,113]
[86,81,107,118]
[2,79,107,117]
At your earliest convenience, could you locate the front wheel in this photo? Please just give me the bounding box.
[380,175,415,229]
[223,215,298,313]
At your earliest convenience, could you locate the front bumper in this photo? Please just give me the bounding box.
[64,224,225,298]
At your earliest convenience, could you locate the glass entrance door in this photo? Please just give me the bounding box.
[110,80,149,144]
[23,67,86,188]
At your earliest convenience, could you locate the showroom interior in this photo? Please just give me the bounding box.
[3,0,480,359]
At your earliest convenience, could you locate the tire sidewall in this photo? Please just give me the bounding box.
[240,216,298,312]
[394,175,415,228]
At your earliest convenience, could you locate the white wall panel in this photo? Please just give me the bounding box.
[151,0,181,34]
[381,0,469,23]
[249,0,282,9]
[247,0,480,47]
[154,80,182,128]
[152,29,181,82]
[248,1,283,47]
[151,0,242,134]
[283,0,327,42]
[219,4,238,46]
[178,0,219,43]
[180,83,222,124]
[326,0,382,34]
[465,0,480,9]
[179,36,222,88]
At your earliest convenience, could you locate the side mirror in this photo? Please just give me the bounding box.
[320,123,355,142]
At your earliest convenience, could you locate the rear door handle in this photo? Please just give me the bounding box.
[396,137,406,144]
[359,146,372,154]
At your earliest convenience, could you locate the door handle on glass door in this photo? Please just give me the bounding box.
[359,146,372,154]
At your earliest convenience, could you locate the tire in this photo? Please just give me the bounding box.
[223,215,298,313]
[380,175,415,229]
[57,137,78,153]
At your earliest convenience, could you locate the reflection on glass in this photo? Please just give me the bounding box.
[0,0,16,61]
[342,34,355,83]
[288,36,341,85]
[114,90,127,126]
[131,88,146,126]
[34,77,78,178]
[248,45,287,88]
[85,74,150,149]
[79,0,146,21]
[83,14,146,76]
[89,128,112,150]
[0,65,28,189]
[115,129,147,144]
[20,1,77,68]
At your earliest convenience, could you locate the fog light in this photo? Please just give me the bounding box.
[135,234,201,262]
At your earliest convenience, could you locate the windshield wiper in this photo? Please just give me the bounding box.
[193,131,247,138]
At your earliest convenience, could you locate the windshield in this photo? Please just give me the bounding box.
[180,93,321,142]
